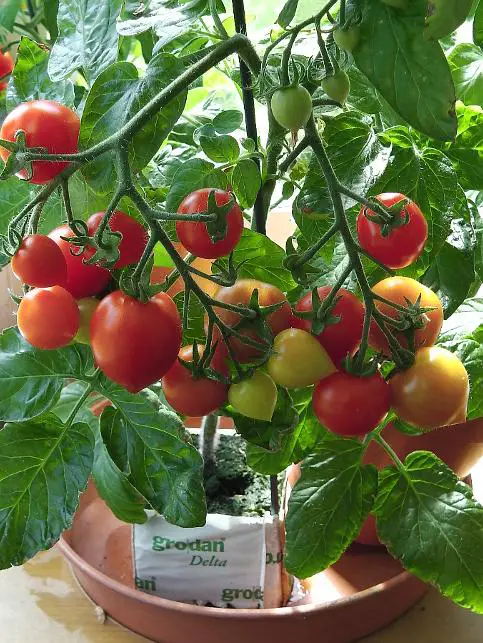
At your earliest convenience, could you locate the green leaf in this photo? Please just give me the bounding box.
[475,0,483,50]
[444,103,483,190]
[48,0,123,83]
[0,0,20,35]
[165,158,228,211]
[52,381,100,429]
[231,158,262,209]
[98,379,206,527]
[212,109,243,134]
[80,53,187,194]
[0,178,33,263]
[0,413,94,569]
[351,0,456,141]
[449,44,483,108]
[277,0,299,28]
[0,328,94,422]
[437,298,483,421]
[7,38,74,111]
[246,390,327,475]
[173,291,206,345]
[214,228,296,292]
[296,112,391,217]
[44,0,59,41]
[200,133,239,163]
[284,433,378,579]
[375,452,483,613]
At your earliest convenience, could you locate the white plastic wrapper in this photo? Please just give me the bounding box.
[133,513,281,608]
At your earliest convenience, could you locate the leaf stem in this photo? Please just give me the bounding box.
[66,385,93,427]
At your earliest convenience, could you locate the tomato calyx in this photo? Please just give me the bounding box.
[0,129,47,181]
[342,352,380,378]
[361,196,411,237]
[283,237,319,285]
[378,294,434,335]
[293,286,342,335]
[201,189,237,244]
[178,340,227,383]
[62,218,122,268]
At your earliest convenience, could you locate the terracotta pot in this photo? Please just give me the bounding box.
[59,486,427,643]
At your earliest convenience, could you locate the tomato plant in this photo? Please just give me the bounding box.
[294,287,365,366]
[11,234,67,287]
[369,277,444,355]
[228,370,278,422]
[270,86,313,131]
[17,285,79,349]
[90,290,181,393]
[0,50,13,91]
[312,371,391,436]
[390,346,470,430]
[162,344,228,417]
[48,224,110,299]
[0,100,80,183]
[357,194,428,270]
[176,188,243,259]
[87,211,148,269]
[321,70,350,104]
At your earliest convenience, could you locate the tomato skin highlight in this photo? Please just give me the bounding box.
[295,287,365,366]
[267,328,336,389]
[87,211,148,269]
[369,277,443,355]
[11,234,67,287]
[162,344,228,417]
[176,188,243,259]
[17,286,80,349]
[228,370,278,422]
[313,371,391,436]
[74,298,99,345]
[357,193,428,270]
[0,50,14,91]
[90,290,182,393]
[0,100,80,184]
[48,224,111,299]
[208,279,293,363]
[270,86,313,132]
[390,346,469,430]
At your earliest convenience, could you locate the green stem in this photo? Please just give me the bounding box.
[279,135,310,174]
[66,385,93,427]
[337,184,392,224]
[209,0,230,39]
[374,434,407,474]
[281,31,298,86]
[201,413,219,472]
[293,222,339,267]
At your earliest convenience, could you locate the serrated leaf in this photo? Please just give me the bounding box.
[375,451,483,613]
[214,228,296,292]
[351,0,456,141]
[231,158,261,209]
[173,290,206,345]
[0,0,20,35]
[212,109,243,134]
[285,433,378,579]
[48,0,123,83]
[0,328,94,423]
[6,37,74,110]
[0,413,94,568]
[98,378,206,527]
[200,133,239,163]
[449,44,483,108]
[277,0,299,28]
[165,158,228,211]
[80,53,187,194]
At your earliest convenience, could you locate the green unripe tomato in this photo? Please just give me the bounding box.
[333,26,360,52]
[270,85,313,132]
[321,70,350,105]
[424,0,473,40]
[380,0,408,8]
[228,370,278,422]
[74,297,99,344]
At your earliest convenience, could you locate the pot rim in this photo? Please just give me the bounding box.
[58,534,418,619]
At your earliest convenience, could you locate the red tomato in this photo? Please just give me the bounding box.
[0,50,14,91]
[90,290,182,393]
[0,100,80,184]
[294,287,365,366]
[11,234,67,287]
[176,188,244,259]
[312,371,390,436]
[357,193,428,269]
[207,279,293,363]
[87,211,148,269]
[17,286,79,349]
[48,224,110,299]
[162,344,228,416]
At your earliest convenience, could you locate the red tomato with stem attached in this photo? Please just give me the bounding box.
[48,224,110,299]
[313,371,391,436]
[0,50,14,91]
[162,344,229,416]
[17,285,80,349]
[87,211,148,269]
[0,100,80,184]
[176,188,244,259]
[294,287,365,366]
[207,279,293,363]
[90,290,182,393]
[11,234,67,287]
[357,193,428,270]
